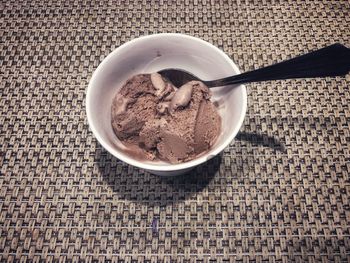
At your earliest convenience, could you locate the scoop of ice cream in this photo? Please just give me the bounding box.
[144,80,220,162]
[111,73,221,163]
[111,74,171,140]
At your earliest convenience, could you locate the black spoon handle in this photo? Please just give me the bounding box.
[206,43,350,87]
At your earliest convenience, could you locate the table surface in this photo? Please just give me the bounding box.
[1,0,350,262]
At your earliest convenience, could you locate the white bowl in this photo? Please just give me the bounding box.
[86,33,247,176]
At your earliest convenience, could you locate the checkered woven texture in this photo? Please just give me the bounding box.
[1,0,350,262]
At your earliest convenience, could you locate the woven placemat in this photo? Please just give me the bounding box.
[1,0,350,262]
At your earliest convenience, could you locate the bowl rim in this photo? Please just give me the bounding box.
[86,33,247,172]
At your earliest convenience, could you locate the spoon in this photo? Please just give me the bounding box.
[158,43,350,88]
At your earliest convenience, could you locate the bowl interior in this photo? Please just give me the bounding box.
[87,34,246,171]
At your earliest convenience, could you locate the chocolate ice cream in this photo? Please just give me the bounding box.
[111,73,221,163]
